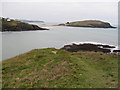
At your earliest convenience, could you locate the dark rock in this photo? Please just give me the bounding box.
[113,50,120,53]
[97,44,115,48]
[61,43,113,53]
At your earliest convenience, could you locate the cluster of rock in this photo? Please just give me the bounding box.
[61,43,119,54]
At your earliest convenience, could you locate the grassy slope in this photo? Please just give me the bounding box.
[67,20,114,28]
[69,20,107,25]
[2,48,118,88]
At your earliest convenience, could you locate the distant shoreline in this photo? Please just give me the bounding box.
[38,25,65,27]
[38,20,117,28]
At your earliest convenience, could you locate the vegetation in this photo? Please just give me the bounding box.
[66,20,116,28]
[2,48,118,88]
[1,18,48,31]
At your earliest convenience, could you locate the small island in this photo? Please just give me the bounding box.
[65,20,116,28]
[1,18,49,32]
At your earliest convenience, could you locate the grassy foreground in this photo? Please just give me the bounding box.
[2,48,118,88]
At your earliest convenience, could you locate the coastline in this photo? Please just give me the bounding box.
[61,42,119,53]
[1,41,119,61]
[38,25,66,27]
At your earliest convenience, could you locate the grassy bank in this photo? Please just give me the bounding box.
[2,48,118,88]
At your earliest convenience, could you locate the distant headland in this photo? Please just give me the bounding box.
[1,18,49,32]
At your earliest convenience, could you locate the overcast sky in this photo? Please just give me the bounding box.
[1,0,119,2]
[1,0,119,25]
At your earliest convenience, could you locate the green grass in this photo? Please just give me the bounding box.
[2,48,119,88]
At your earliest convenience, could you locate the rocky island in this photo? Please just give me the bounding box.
[65,20,116,28]
[1,18,49,32]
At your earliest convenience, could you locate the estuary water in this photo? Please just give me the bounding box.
[1,26,118,60]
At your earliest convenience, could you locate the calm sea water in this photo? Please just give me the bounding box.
[1,26,118,60]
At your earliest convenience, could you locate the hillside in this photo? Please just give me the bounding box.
[1,18,48,31]
[2,48,118,88]
[66,20,116,28]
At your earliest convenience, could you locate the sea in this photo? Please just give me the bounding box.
[0,22,118,60]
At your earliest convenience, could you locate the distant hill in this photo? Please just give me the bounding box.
[66,20,116,28]
[1,18,48,31]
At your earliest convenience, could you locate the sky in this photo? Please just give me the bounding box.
[1,0,119,2]
[1,0,119,25]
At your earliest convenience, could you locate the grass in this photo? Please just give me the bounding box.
[2,48,119,88]
[69,20,107,25]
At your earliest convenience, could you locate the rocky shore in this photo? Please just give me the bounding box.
[61,43,119,54]
[113,50,120,54]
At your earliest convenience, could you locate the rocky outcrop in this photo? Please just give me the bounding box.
[61,43,116,53]
[113,50,120,52]
[66,20,116,28]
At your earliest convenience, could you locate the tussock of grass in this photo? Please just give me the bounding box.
[2,48,118,88]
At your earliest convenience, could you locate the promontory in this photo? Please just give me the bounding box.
[1,18,49,32]
[65,20,116,28]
